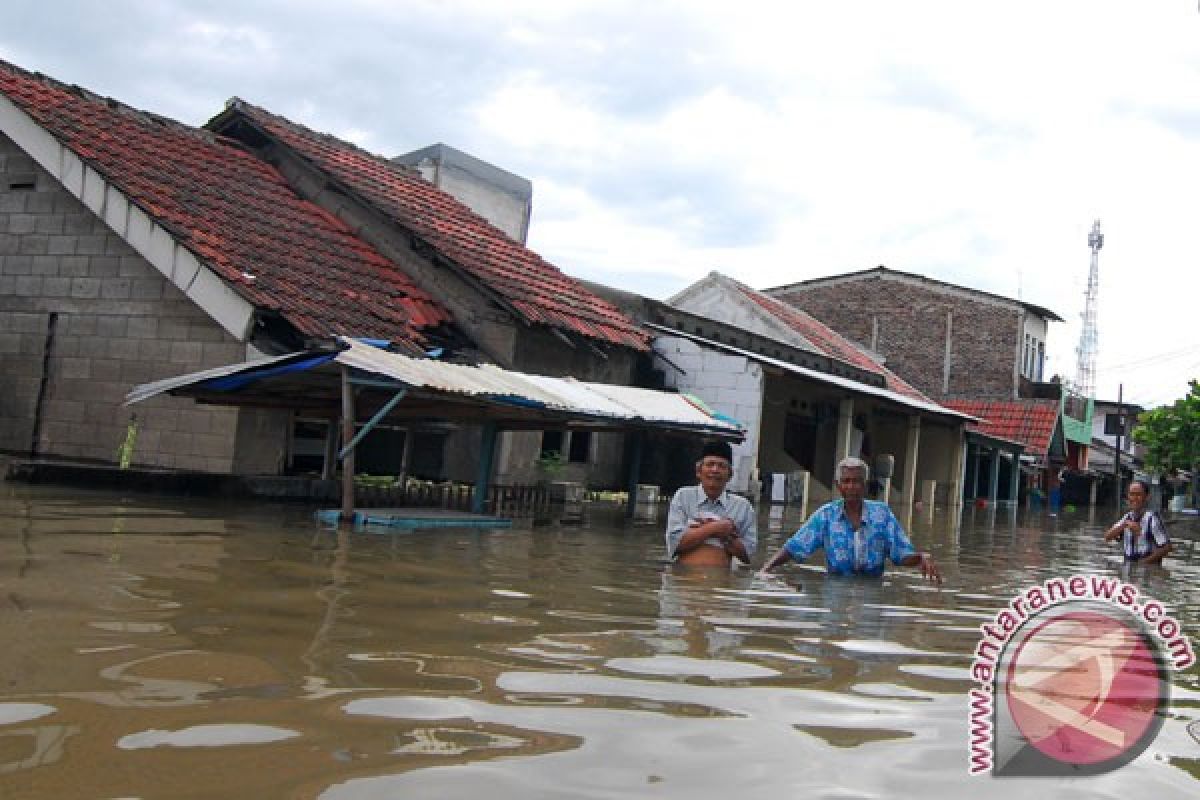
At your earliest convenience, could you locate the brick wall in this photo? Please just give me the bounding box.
[772,275,1022,400]
[0,133,287,472]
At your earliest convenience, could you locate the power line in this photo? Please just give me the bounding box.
[1098,344,1200,372]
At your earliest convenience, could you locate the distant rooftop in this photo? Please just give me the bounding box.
[765,265,1064,322]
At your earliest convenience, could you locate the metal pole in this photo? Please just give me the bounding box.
[340,366,356,525]
[1113,383,1123,509]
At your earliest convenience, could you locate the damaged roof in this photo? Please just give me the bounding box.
[0,58,451,354]
[212,99,649,352]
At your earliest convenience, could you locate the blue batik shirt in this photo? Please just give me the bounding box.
[784,499,915,576]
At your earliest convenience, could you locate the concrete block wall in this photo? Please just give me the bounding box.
[0,133,285,473]
[772,276,1022,400]
[653,336,764,492]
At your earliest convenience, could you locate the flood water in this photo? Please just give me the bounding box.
[0,481,1197,799]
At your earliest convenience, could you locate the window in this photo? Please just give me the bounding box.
[540,430,564,456]
[541,429,591,464]
[567,430,592,463]
[1036,341,1045,381]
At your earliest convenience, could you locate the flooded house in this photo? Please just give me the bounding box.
[0,59,647,488]
[589,272,975,509]
[763,266,1094,506]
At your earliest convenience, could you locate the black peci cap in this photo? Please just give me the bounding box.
[700,439,733,464]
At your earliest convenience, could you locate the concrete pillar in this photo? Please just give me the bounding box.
[903,415,920,508]
[948,430,966,507]
[834,397,855,464]
[321,420,338,481]
[1007,450,1020,505]
[875,454,895,504]
[794,470,810,519]
[969,444,981,500]
[988,449,1001,505]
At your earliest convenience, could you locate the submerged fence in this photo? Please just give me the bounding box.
[351,479,552,517]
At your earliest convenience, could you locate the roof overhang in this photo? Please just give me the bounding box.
[647,323,977,424]
[0,91,256,342]
[126,338,744,440]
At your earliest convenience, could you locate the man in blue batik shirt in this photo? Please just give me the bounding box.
[758,457,941,582]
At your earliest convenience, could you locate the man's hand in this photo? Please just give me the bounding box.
[915,552,941,583]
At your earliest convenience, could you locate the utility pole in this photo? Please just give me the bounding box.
[1113,383,1123,508]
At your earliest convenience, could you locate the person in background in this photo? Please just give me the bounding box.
[1104,478,1170,565]
[758,456,941,582]
[665,440,757,567]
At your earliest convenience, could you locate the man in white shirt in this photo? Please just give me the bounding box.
[665,440,757,567]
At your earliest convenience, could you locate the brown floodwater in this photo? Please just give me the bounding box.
[0,482,1197,799]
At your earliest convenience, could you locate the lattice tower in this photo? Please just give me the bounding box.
[1074,219,1103,398]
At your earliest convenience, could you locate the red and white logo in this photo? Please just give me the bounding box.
[1005,609,1163,766]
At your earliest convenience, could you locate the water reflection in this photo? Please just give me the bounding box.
[0,483,1196,798]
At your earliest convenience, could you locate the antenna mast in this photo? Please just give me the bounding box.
[1074,219,1103,397]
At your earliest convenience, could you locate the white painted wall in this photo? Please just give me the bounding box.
[653,335,764,492]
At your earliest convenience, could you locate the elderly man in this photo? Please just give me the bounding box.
[758,456,940,582]
[665,440,757,567]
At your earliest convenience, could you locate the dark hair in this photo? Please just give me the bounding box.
[1128,478,1151,494]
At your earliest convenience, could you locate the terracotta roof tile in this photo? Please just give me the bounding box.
[941,398,1060,457]
[227,101,649,352]
[0,59,450,353]
[730,281,930,402]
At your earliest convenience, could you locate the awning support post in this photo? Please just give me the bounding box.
[473,422,498,514]
[340,366,356,525]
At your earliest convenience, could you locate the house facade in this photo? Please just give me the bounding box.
[594,272,973,509]
[765,266,1062,401]
[765,266,1101,504]
[0,59,646,488]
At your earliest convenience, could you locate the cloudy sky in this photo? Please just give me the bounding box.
[4,1,1197,407]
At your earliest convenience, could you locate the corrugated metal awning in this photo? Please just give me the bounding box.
[126,338,743,439]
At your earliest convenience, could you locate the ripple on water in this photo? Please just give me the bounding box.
[606,655,779,680]
[458,612,539,626]
[116,724,300,749]
[0,703,56,725]
[833,640,951,657]
[896,664,973,681]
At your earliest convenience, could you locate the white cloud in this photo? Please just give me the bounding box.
[4,0,1198,406]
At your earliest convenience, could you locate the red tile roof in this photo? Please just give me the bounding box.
[730,281,930,401]
[941,399,1060,457]
[0,60,452,353]
[221,101,649,352]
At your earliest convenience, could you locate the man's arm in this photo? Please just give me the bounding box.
[1137,514,1170,564]
[666,493,738,558]
[677,517,737,556]
[1139,542,1171,565]
[726,500,757,564]
[756,545,794,575]
[899,551,941,582]
[1104,514,1129,543]
[885,508,941,583]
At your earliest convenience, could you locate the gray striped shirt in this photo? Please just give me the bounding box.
[665,485,758,560]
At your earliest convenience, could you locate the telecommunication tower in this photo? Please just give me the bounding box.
[1073,219,1103,397]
